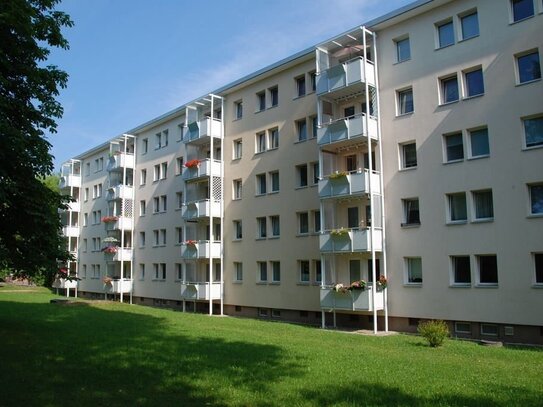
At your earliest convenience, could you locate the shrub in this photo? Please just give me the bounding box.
[418,320,449,347]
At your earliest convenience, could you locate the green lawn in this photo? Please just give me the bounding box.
[0,286,542,406]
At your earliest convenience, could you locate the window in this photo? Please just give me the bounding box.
[464,68,484,97]
[315,260,322,283]
[176,192,183,209]
[534,253,543,284]
[153,164,160,181]
[481,324,498,336]
[155,130,168,149]
[160,229,167,246]
[310,71,316,92]
[523,116,543,148]
[444,132,464,162]
[296,164,308,187]
[141,138,148,154]
[270,171,279,193]
[82,239,87,252]
[161,162,167,179]
[84,188,89,201]
[81,264,87,278]
[311,162,319,185]
[256,173,266,195]
[468,127,489,157]
[175,264,182,280]
[257,261,267,282]
[455,322,471,334]
[311,116,318,139]
[313,210,321,233]
[299,260,310,283]
[406,257,423,284]
[440,75,459,104]
[347,207,359,228]
[395,36,410,62]
[472,190,494,220]
[139,232,146,247]
[296,119,307,141]
[176,157,184,175]
[477,255,498,285]
[233,179,242,200]
[234,262,243,282]
[460,11,479,40]
[140,169,147,185]
[85,163,90,176]
[529,183,543,214]
[233,220,242,240]
[400,142,417,169]
[271,261,281,282]
[451,255,471,285]
[256,217,267,239]
[256,132,266,153]
[437,20,454,48]
[298,212,309,234]
[269,128,279,149]
[153,197,160,213]
[139,200,146,216]
[269,86,278,107]
[350,260,361,282]
[296,76,306,97]
[270,215,280,237]
[447,192,467,222]
[234,100,243,119]
[402,198,420,226]
[83,213,88,227]
[517,50,542,87]
[153,263,166,280]
[511,0,534,22]
[256,91,265,112]
[175,227,183,244]
[233,139,242,159]
[397,88,414,115]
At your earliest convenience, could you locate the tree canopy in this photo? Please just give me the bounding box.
[0,0,73,281]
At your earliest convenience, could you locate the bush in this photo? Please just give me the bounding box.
[418,320,449,347]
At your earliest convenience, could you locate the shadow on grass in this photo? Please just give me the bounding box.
[0,299,301,406]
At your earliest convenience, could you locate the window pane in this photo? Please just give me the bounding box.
[438,21,454,48]
[404,199,420,225]
[461,12,479,39]
[524,117,543,147]
[271,172,279,192]
[470,128,489,157]
[518,52,541,83]
[512,0,534,22]
[479,255,498,284]
[535,253,543,283]
[403,143,417,168]
[407,258,423,283]
[449,193,467,221]
[530,184,543,214]
[299,213,309,233]
[300,261,310,282]
[398,89,414,114]
[473,190,493,219]
[446,133,464,161]
[347,207,359,228]
[396,38,410,62]
[297,120,307,141]
[442,77,459,103]
[465,69,484,96]
[453,256,471,283]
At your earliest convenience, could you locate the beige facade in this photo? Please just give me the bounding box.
[59,0,543,344]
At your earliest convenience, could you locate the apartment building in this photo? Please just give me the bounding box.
[58,0,543,344]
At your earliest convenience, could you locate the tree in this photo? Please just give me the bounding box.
[0,0,73,282]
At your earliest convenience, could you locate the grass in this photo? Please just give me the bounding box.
[0,286,542,406]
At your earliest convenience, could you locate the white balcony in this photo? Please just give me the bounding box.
[105,216,133,231]
[52,278,78,289]
[180,282,221,300]
[183,118,222,144]
[107,185,134,201]
[104,279,133,294]
[182,159,221,181]
[316,57,375,97]
[59,174,81,189]
[320,287,383,311]
[319,171,381,198]
[107,153,135,171]
[317,115,378,146]
[320,228,382,253]
[181,199,221,221]
[181,241,221,259]
[112,248,133,262]
[62,226,79,237]
[59,201,81,213]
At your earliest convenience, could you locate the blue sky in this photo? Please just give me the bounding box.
[49,0,413,169]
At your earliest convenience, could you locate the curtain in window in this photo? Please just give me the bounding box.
[450,194,467,221]
[474,191,493,219]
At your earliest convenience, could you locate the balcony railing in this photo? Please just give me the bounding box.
[320,228,382,253]
[59,174,81,189]
[316,57,376,96]
[107,153,135,171]
[107,185,134,201]
[180,282,221,300]
[105,216,133,231]
[182,159,221,181]
[183,118,222,144]
[112,248,133,262]
[62,226,79,237]
[181,241,221,259]
[104,278,133,294]
[320,286,384,311]
[317,114,378,146]
[52,278,78,289]
[181,199,221,221]
[319,170,381,198]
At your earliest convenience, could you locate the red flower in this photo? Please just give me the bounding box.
[184,159,201,168]
[186,240,197,246]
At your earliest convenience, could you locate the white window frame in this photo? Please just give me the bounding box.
[405,257,423,285]
[515,49,541,85]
